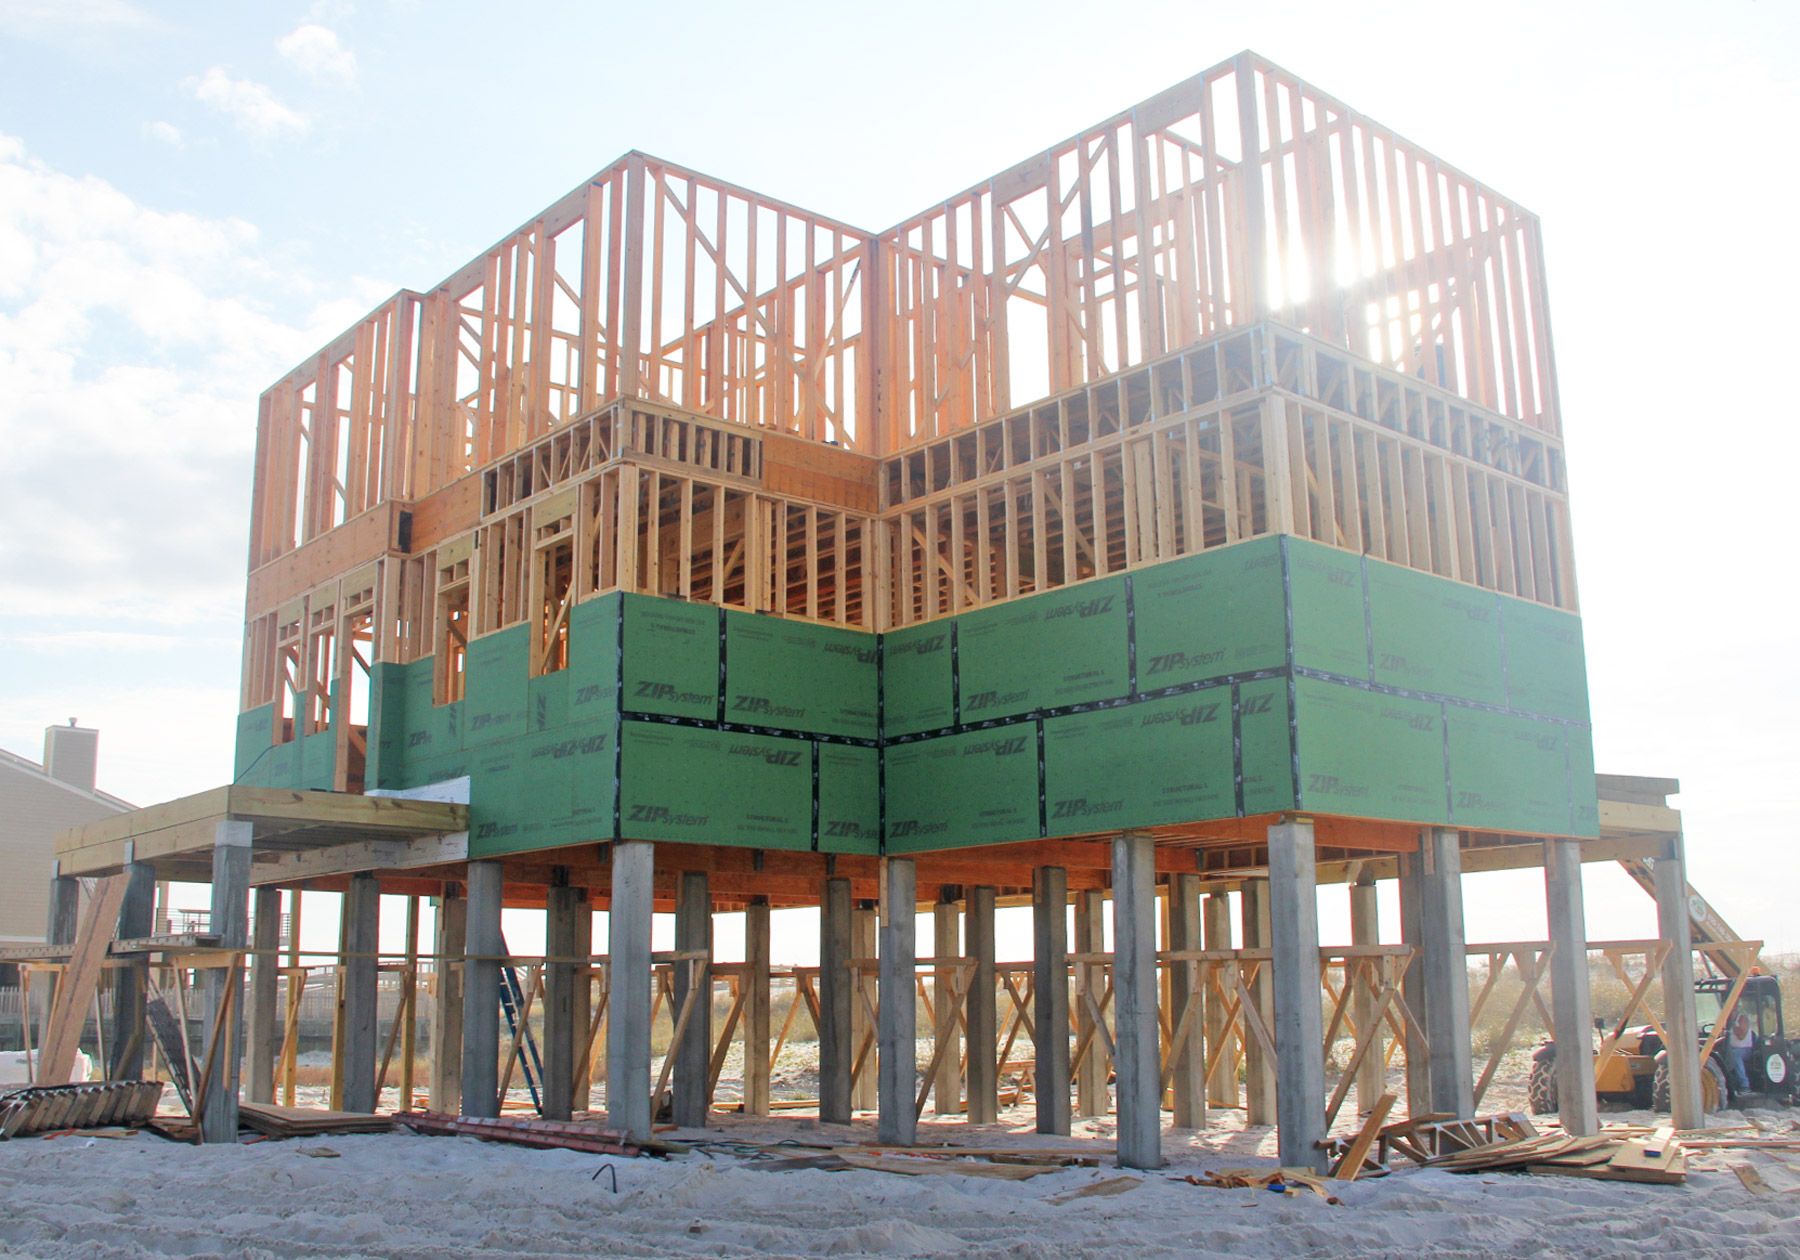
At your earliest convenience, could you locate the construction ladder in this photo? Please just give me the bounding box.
[496,934,543,1113]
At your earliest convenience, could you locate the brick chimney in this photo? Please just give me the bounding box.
[43,719,98,794]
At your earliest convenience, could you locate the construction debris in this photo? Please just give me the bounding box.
[239,1103,394,1139]
[1045,1176,1144,1205]
[1328,1093,1396,1180]
[1181,1168,1341,1205]
[0,1081,164,1139]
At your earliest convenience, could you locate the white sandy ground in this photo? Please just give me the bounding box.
[4,1100,1800,1259]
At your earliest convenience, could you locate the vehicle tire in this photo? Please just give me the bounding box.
[1654,1054,1728,1114]
[1527,1053,1559,1116]
[1703,1058,1728,1113]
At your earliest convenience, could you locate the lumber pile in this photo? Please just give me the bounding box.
[1427,1124,1687,1185]
[396,1111,667,1157]
[239,1102,394,1138]
[0,1081,165,1139]
[750,1143,1102,1176]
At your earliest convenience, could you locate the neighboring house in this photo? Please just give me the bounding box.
[0,724,134,945]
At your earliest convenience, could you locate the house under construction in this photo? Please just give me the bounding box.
[33,51,1736,1171]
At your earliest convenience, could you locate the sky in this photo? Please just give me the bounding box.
[0,0,1795,959]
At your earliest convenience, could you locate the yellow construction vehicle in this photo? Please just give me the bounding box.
[1529,973,1796,1113]
[1527,853,1793,1114]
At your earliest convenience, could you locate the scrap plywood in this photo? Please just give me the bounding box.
[35,874,128,1083]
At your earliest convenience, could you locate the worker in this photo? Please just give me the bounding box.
[1728,1011,1755,1092]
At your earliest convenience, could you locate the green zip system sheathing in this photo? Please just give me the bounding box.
[232,536,1598,858]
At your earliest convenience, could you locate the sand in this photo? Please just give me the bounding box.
[3,1101,1800,1258]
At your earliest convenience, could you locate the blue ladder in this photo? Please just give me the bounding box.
[496,933,543,1113]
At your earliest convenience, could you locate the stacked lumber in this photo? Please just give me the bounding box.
[0,1081,164,1139]
[396,1111,659,1157]
[239,1102,394,1138]
[749,1143,1099,1176]
[1429,1124,1687,1185]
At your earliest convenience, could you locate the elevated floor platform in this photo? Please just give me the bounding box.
[53,786,467,882]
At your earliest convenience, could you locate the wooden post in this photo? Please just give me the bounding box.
[606,842,654,1139]
[542,879,583,1121]
[672,871,712,1127]
[1112,832,1162,1169]
[819,876,853,1124]
[340,873,380,1113]
[850,903,878,1112]
[200,821,250,1144]
[1654,835,1704,1127]
[43,865,78,1025]
[429,886,465,1115]
[282,889,302,1106]
[965,886,998,1125]
[1032,865,1071,1135]
[744,898,771,1117]
[1074,888,1107,1118]
[108,861,155,1081]
[1269,820,1326,1173]
[401,894,420,1111]
[571,892,592,1113]
[932,894,961,1116]
[1397,851,1432,1118]
[1419,829,1473,1118]
[1348,874,1384,1115]
[877,858,916,1146]
[460,860,503,1119]
[1203,890,1237,1107]
[1167,873,1206,1129]
[1239,879,1277,1125]
[246,885,282,1103]
[1544,839,1598,1136]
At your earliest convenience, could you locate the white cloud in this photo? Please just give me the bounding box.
[0,0,153,39]
[181,66,310,140]
[277,23,357,87]
[142,119,183,148]
[0,133,390,624]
